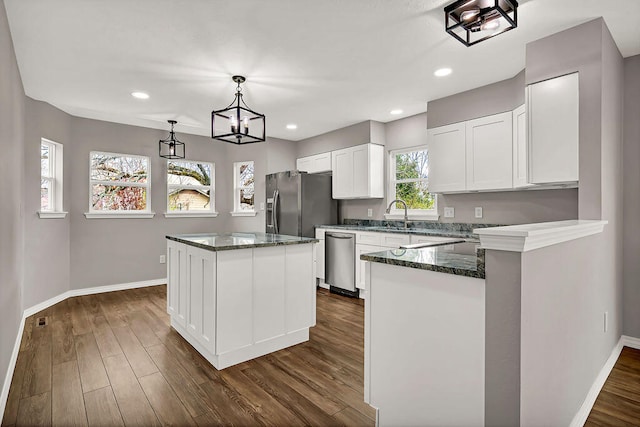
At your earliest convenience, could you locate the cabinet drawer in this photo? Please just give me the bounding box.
[357,232,382,246]
[315,229,326,239]
[381,233,410,247]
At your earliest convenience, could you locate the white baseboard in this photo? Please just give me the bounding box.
[0,278,166,424]
[569,335,640,427]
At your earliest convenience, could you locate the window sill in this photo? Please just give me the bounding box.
[84,212,156,219]
[230,211,258,217]
[38,211,68,219]
[164,212,219,218]
[384,212,439,221]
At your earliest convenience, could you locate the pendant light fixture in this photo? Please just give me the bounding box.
[211,75,266,144]
[445,0,518,47]
[159,120,185,159]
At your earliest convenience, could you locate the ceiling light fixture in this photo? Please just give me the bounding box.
[390,109,403,115]
[444,0,518,47]
[211,75,266,144]
[159,120,185,159]
[286,124,298,130]
[434,68,452,77]
[131,91,149,99]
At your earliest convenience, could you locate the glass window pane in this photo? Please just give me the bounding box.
[91,185,147,211]
[167,161,211,186]
[239,188,254,210]
[239,162,254,187]
[168,189,211,211]
[41,144,51,177]
[91,153,148,183]
[395,181,435,210]
[41,179,50,211]
[395,150,428,180]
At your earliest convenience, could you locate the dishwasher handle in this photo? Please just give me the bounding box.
[325,232,354,239]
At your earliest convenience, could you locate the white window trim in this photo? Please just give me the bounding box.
[39,138,66,218]
[85,150,154,219]
[386,145,439,221]
[231,160,256,215]
[165,160,217,217]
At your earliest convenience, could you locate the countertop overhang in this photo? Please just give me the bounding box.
[166,232,318,252]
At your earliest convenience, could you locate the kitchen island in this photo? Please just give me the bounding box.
[166,232,317,370]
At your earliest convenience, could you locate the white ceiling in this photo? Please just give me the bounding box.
[4,0,640,141]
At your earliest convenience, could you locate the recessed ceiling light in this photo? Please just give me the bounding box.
[286,124,298,130]
[131,91,149,99]
[434,68,452,77]
[390,109,403,115]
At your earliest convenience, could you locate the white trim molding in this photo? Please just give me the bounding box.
[84,212,156,219]
[474,220,608,252]
[164,212,219,218]
[0,278,167,421]
[37,211,68,219]
[230,211,257,217]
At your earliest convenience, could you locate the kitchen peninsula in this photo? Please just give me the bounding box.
[166,232,317,370]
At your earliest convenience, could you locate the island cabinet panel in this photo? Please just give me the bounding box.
[253,246,286,343]
[167,240,187,328]
[216,249,254,355]
[285,244,316,331]
[185,246,216,355]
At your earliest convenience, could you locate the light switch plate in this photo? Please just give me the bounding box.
[159,255,166,264]
[260,202,265,211]
[367,208,373,218]
[475,207,483,218]
[444,207,455,218]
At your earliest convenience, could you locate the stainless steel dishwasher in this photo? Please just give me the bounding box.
[325,232,358,297]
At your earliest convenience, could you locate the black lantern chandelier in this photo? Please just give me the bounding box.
[445,0,518,47]
[211,75,266,144]
[159,120,185,159]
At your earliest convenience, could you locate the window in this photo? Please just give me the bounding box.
[86,151,153,218]
[387,146,437,219]
[166,160,217,217]
[232,161,256,216]
[39,139,66,218]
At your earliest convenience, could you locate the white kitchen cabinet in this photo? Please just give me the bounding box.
[427,122,466,193]
[315,228,326,280]
[465,111,513,191]
[355,232,409,290]
[185,246,216,354]
[167,239,187,328]
[296,152,332,174]
[357,244,383,289]
[331,144,384,199]
[512,104,533,188]
[527,72,579,184]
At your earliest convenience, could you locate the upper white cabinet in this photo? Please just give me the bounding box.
[465,112,513,191]
[512,104,532,188]
[527,72,579,184]
[296,152,331,174]
[332,143,384,199]
[427,122,466,193]
[428,112,513,193]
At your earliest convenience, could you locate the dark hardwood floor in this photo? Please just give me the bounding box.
[586,346,640,426]
[1,286,375,426]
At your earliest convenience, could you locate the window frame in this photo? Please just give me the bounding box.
[85,150,154,219]
[164,159,218,218]
[386,145,438,221]
[231,160,257,217]
[38,138,67,219]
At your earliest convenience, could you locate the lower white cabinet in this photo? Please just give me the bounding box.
[167,240,316,369]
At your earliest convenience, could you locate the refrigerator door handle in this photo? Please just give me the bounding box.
[273,189,280,234]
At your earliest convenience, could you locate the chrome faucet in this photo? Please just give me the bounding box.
[385,199,409,229]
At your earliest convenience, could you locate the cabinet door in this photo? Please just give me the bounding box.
[528,72,579,184]
[428,122,466,193]
[357,244,382,290]
[352,145,369,197]
[185,246,216,354]
[332,148,353,198]
[465,112,513,191]
[296,157,312,172]
[312,153,332,173]
[316,239,325,280]
[512,104,533,188]
[167,240,187,328]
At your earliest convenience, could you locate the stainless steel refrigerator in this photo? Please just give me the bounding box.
[265,171,337,238]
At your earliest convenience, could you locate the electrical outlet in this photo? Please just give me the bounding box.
[159,255,166,264]
[444,207,455,218]
[475,207,483,218]
[604,311,608,332]
[367,208,373,218]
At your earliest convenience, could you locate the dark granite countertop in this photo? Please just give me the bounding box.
[166,232,318,252]
[360,241,485,279]
[316,224,475,239]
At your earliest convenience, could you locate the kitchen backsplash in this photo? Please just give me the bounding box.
[341,219,503,233]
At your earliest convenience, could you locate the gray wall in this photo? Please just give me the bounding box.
[0,0,24,414]
[623,54,640,337]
